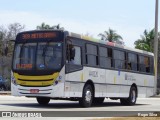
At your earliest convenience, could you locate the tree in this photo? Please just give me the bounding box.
[36,22,64,30]
[0,23,25,56]
[98,28,124,45]
[134,29,155,52]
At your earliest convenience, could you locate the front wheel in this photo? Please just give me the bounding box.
[36,97,50,105]
[79,84,93,107]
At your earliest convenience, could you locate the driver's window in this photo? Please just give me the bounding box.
[66,43,81,65]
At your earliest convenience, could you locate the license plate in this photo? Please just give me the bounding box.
[30,89,39,93]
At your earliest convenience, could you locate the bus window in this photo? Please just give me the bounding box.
[150,57,154,74]
[99,47,111,68]
[138,56,146,72]
[113,50,125,69]
[144,56,150,73]
[66,44,81,65]
[86,44,98,66]
[127,53,137,71]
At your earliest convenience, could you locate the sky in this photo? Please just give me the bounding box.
[0,0,157,48]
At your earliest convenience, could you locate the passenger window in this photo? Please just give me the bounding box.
[99,47,112,68]
[86,44,98,66]
[127,53,137,71]
[113,50,125,69]
[144,56,150,73]
[139,56,146,72]
[150,57,154,73]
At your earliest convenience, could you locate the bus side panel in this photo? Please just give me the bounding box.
[83,67,106,97]
[146,87,154,97]
[138,87,147,97]
[65,70,84,97]
[105,70,129,98]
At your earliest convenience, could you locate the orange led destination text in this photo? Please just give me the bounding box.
[16,64,33,69]
[22,32,57,40]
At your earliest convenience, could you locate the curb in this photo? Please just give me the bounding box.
[0,91,11,95]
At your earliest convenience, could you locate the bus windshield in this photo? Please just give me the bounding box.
[13,42,63,71]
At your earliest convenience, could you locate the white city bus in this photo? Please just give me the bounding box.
[11,30,154,107]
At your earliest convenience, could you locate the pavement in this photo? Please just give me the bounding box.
[150,94,160,98]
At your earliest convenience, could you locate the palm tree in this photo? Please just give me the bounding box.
[98,28,123,44]
[134,29,155,52]
[37,22,64,30]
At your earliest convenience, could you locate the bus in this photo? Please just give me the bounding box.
[11,30,154,107]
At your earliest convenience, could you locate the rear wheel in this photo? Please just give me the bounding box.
[120,86,137,105]
[36,97,50,105]
[79,84,93,107]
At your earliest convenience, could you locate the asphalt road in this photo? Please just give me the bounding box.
[0,96,160,118]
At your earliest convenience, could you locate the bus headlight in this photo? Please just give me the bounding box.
[11,73,17,85]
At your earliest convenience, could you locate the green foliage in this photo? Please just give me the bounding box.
[98,28,124,45]
[134,29,155,52]
[36,22,64,30]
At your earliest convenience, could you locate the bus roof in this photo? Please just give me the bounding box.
[68,32,154,56]
[16,30,154,56]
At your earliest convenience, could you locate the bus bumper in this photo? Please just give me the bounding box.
[11,83,65,98]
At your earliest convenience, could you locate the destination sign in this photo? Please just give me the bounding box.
[16,31,63,43]
[16,64,33,69]
[22,32,57,40]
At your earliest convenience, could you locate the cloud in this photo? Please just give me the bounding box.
[0,10,147,48]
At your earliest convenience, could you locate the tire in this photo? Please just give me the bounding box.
[93,98,105,104]
[79,84,93,107]
[36,97,50,105]
[120,87,137,106]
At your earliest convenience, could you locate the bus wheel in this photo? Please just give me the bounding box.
[36,97,50,105]
[93,98,105,104]
[120,87,137,106]
[79,84,93,107]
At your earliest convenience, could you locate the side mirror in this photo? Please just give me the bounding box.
[70,47,75,60]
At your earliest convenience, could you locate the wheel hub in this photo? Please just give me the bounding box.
[131,90,136,103]
[85,90,92,102]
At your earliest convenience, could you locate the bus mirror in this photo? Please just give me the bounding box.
[70,47,75,60]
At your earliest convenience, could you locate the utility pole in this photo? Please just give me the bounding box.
[154,0,159,95]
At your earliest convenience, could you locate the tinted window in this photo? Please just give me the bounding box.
[139,56,146,72]
[114,50,125,69]
[99,47,112,68]
[86,44,97,55]
[150,57,154,73]
[86,44,98,66]
[127,53,137,71]
[99,47,108,57]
